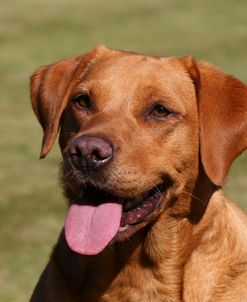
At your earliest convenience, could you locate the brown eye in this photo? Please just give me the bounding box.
[150,104,171,119]
[72,94,91,110]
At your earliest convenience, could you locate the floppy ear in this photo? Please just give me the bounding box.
[181,56,247,186]
[30,56,81,158]
[30,45,108,158]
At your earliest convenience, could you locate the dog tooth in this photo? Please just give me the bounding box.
[119,225,128,232]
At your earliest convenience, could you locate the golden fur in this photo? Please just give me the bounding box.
[30,46,247,301]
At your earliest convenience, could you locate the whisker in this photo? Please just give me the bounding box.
[181,190,207,205]
[153,183,161,194]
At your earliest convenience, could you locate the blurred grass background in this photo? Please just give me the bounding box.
[0,0,246,301]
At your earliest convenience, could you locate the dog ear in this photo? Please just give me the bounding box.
[30,45,107,158]
[30,56,81,158]
[181,56,247,186]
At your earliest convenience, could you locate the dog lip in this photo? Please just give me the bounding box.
[122,184,164,211]
[120,184,165,228]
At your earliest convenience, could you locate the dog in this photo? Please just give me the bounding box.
[30,45,247,301]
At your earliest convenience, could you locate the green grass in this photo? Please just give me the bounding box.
[0,0,247,301]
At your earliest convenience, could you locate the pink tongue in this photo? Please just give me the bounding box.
[65,202,122,255]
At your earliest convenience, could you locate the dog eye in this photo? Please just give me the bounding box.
[149,104,171,119]
[72,94,91,110]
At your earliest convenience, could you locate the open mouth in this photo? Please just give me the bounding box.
[120,184,165,228]
[64,183,167,256]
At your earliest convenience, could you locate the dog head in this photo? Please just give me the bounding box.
[30,46,247,255]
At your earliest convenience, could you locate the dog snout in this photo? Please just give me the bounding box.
[68,135,114,170]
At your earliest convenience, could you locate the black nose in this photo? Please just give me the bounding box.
[68,135,114,170]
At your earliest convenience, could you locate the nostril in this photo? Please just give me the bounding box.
[68,145,84,170]
[91,149,102,161]
[91,147,111,162]
[75,146,83,157]
[70,145,82,157]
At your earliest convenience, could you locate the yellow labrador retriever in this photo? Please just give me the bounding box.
[30,45,247,301]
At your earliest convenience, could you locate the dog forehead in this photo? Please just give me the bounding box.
[83,53,186,83]
[77,53,197,114]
